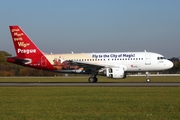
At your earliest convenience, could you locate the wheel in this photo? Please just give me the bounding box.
[88,77,98,83]
[146,78,150,83]
[93,77,98,82]
[88,77,94,83]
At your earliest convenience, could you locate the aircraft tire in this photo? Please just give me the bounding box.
[88,77,98,83]
[146,78,151,83]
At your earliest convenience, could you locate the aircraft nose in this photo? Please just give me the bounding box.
[168,60,174,69]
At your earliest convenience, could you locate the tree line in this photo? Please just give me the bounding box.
[0,51,60,76]
[0,51,179,76]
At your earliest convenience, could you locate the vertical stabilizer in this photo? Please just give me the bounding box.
[9,26,43,58]
[9,26,55,70]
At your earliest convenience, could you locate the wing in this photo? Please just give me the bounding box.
[67,60,117,70]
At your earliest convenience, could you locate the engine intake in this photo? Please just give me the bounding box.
[106,68,126,79]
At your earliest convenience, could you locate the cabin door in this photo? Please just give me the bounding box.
[41,56,47,66]
[145,54,151,65]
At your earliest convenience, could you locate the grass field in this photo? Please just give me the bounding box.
[0,76,180,82]
[0,77,180,120]
[0,87,179,120]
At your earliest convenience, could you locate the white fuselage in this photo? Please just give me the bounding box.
[44,52,173,72]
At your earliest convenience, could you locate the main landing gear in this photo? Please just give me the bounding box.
[146,71,151,83]
[88,71,98,83]
[88,76,98,83]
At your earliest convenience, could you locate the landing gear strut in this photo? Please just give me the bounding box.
[146,71,151,83]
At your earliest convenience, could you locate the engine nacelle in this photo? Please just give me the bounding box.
[106,68,126,79]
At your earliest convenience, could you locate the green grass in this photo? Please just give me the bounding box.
[0,87,180,120]
[0,76,180,82]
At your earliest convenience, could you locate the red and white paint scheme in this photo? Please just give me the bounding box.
[7,26,173,82]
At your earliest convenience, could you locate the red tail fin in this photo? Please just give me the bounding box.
[9,26,55,70]
[9,26,43,58]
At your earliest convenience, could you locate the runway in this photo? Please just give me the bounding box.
[0,82,180,87]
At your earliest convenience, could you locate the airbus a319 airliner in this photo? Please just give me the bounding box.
[7,26,173,82]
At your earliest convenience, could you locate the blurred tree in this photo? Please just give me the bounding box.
[0,51,63,76]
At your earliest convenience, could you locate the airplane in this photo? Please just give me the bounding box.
[7,26,173,83]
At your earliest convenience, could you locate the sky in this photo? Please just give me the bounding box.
[0,0,180,58]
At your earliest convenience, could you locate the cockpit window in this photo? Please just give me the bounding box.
[157,57,166,60]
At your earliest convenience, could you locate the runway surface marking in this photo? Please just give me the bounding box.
[0,82,180,87]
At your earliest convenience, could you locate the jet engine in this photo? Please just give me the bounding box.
[106,68,126,79]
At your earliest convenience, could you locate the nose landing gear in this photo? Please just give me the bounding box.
[146,72,151,83]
